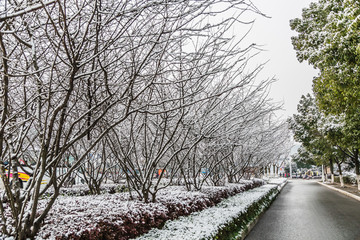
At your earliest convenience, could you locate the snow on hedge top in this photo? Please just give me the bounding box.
[266,177,287,185]
[135,184,277,240]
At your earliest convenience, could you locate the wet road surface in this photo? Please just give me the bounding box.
[245,180,360,240]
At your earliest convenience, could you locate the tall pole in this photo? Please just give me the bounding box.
[289,159,292,178]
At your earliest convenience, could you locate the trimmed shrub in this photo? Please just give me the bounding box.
[214,187,278,239]
[334,175,356,185]
[37,179,265,239]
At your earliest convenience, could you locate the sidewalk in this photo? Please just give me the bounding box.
[317,181,360,202]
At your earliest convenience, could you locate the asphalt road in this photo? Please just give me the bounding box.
[245,179,360,240]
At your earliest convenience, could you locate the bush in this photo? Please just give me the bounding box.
[334,175,356,185]
[136,181,284,240]
[215,187,278,240]
[43,184,128,198]
[37,179,265,240]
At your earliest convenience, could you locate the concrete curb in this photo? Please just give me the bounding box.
[317,181,360,202]
[239,180,288,240]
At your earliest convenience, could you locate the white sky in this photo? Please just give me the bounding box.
[244,0,319,119]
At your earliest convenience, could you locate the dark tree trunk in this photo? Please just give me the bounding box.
[329,158,334,183]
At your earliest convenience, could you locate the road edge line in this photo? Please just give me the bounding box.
[317,181,360,202]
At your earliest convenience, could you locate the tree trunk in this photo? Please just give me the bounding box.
[272,164,275,177]
[329,158,334,184]
[337,162,344,188]
[142,189,149,203]
[339,175,344,188]
[355,150,360,191]
[228,174,234,183]
[324,167,328,182]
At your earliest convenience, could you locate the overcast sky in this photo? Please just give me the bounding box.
[244,0,319,119]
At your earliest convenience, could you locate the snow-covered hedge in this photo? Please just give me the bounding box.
[135,184,280,240]
[42,184,128,197]
[266,177,287,186]
[334,175,356,185]
[334,172,357,185]
[34,179,264,239]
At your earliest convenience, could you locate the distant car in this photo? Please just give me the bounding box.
[1,169,47,188]
[1,170,30,188]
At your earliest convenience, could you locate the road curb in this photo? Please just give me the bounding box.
[317,181,360,202]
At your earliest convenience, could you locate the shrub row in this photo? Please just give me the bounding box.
[44,184,128,197]
[334,175,357,185]
[215,186,279,239]
[135,180,285,240]
[37,179,264,240]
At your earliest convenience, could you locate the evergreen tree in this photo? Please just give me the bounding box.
[290,0,360,189]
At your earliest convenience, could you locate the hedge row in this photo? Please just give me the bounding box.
[214,186,279,239]
[135,180,285,240]
[334,175,357,185]
[43,184,128,198]
[37,179,264,239]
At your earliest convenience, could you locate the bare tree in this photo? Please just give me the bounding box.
[2,0,250,238]
[0,0,278,238]
[177,74,281,189]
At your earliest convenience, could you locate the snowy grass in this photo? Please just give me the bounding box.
[134,183,281,240]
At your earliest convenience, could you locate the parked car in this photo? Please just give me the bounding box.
[0,170,30,188]
[1,168,47,189]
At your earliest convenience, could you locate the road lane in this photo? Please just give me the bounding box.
[245,180,360,240]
